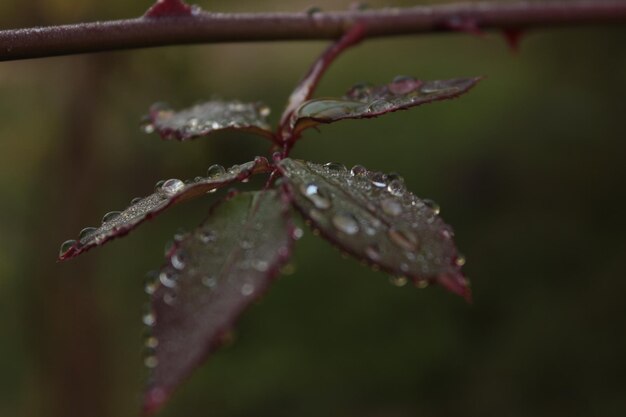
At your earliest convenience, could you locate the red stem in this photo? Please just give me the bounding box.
[278,23,366,136]
[0,1,625,62]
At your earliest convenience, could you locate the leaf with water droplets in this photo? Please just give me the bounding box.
[142,190,294,415]
[278,158,470,300]
[58,158,271,261]
[146,100,273,141]
[289,76,481,134]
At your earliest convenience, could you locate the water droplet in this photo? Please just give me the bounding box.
[142,123,155,134]
[144,356,158,368]
[323,162,347,172]
[351,165,367,176]
[144,271,159,295]
[370,172,387,188]
[170,250,187,270]
[300,182,331,210]
[154,180,165,192]
[159,269,178,288]
[388,228,419,251]
[143,312,156,327]
[253,260,269,272]
[59,240,76,256]
[211,121,221,129]
[390,276,408,287]
[416,279,429,289]
[293,227,304,240]
[400,262,410,273]
[202,276,217,288]
[387,179,405,197]
[130,197,143,205]
[332,212,360,235]
[381,198,402,216]
[241,283,255,296]
[207,164,226,178]
[259,105,271,117]
[145,336,159,349]
[102,211,121,223]
[198,229,217,244]
[160,178,184,197]
[389,75,420,95]
[423,199,441,215]
[365,244,381,261]
[163,292,177,306]
[455,255,466,267]
[79,227,97,240]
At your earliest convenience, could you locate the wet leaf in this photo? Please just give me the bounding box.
[289,76,481,134]
[142,190,294,415]
[278,158,470,300]
[146,100,273,141]
[59,158,271,261]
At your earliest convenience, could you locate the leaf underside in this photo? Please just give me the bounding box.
[146,100,273,141]
[290,76,481,134]
[278,158,469,299]
[143,190,294,415]
[59,158,270,261]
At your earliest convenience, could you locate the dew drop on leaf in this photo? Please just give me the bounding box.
[170,250,187,270]
[455,255,466,267]
[300,183,331,210]
[331,212,360,235]
[350,165,367,177]
[390,276,408,287]
[144,356,159,368]
[323,162,347,172]
[145,336,159,349]
[387,179,405,197]
[79,227,97,240]
[59,240,76,256]
[423,199,441,215]
[380,198,402,217]
[159,270,178,288]
[207,164,226,178]
[143,312,156,327]
[160,179,185,197]
[101,211,121,223]
[240,283,255,296]
[370,172,387,188]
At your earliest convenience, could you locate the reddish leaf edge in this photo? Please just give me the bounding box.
[58,158,272,262]
[277,163,471,303]
[141,188,298,416]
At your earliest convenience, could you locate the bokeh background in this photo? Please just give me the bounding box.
[1,1,625,416]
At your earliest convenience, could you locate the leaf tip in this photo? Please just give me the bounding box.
[142,386,170,416]
[436,272,472,303]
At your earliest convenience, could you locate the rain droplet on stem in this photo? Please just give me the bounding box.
[390,276,408,287]
[59,240,76,256]
[350,165,367,177]
[79,227,97,240]
[423,199,441,215]
[102,211,121,223]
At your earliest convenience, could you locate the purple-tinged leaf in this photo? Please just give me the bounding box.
[59,158,271,261]
[142,190,294,415]
[278,158,470,300]
[289,76,481,134]
[146,100,273,141]
[144,0,194,18]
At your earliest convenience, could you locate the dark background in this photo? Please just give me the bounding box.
[1,1,625,416]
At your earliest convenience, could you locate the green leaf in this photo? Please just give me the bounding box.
[289,76,481,134]
[142,190,294,415]
[59,158,270,261]
[278,158,470,299]
[146,100,274,141]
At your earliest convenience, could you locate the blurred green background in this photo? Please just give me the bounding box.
[1,1,625,416]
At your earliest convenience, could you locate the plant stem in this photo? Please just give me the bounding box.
[1,1,625,62]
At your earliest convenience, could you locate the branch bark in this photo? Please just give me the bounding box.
[1,0,625,62]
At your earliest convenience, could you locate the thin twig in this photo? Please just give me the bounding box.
[0,1,625,62]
